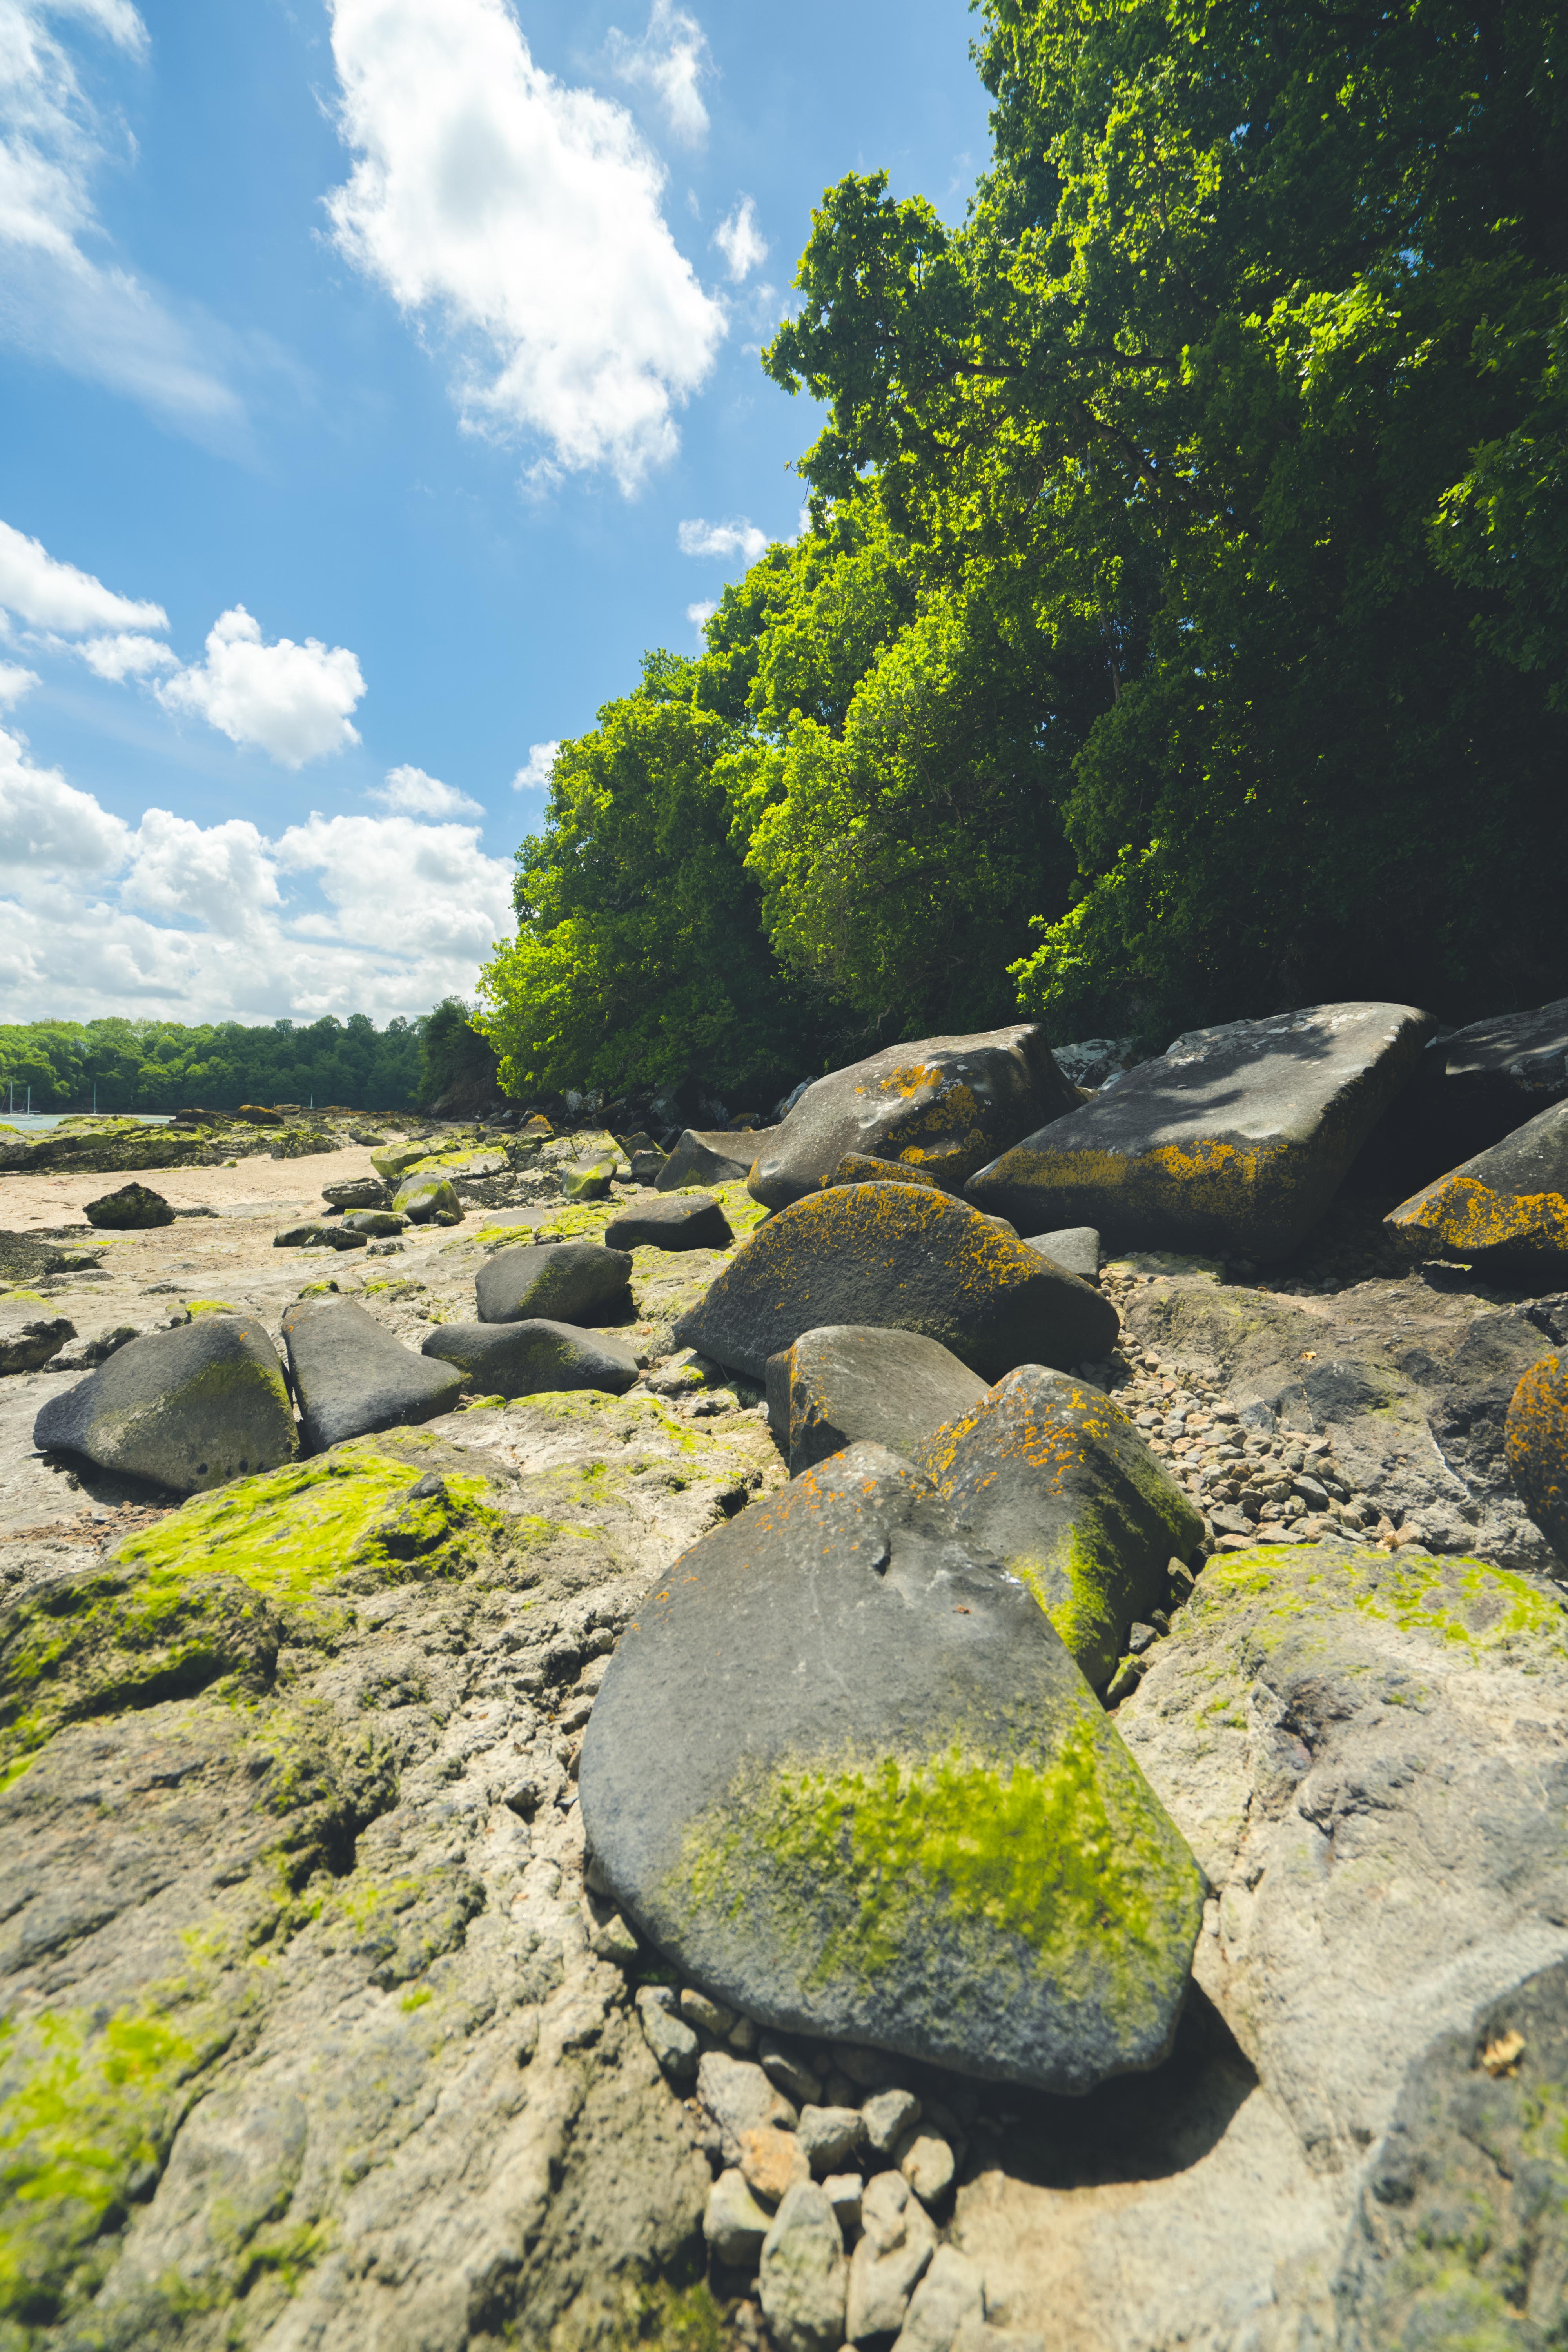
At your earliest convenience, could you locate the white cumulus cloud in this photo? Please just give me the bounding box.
[0,661,39,707]
[686,598,717,633]
[678,515,766,564]
[712,195,766,283]
[73,630,178,680]
[0,514,166,633]
[373,763,483,819]
[511,740,558,793]
[0,741,517,1022]
[324,0,726,491]
[0,0,245,434]
[606,0,709,146]
[158,606,366,768]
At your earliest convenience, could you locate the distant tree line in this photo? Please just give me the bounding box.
[478,0,1566,1100]
[0,1012,453,1114]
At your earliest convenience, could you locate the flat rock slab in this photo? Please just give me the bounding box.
[283,1299,464,1452]
[678,1185,1118,1385]
[966,1002,1433,1263]
[603,1195,734,1252]
[475,1240,633,1325]
[1025,1227,1101,1283]
[750,1027,1076,1212]
[85,1182,174,1229]
[34,1314,299,1494]
[1387,1099,1568,1275]
[766,1326,987,1477]
[657,1131,772,1191]
[581,1443,1204,2091]
[915,1366,1203,1688]
[421,1318,638,1399]
[1506,1352,1567,1566]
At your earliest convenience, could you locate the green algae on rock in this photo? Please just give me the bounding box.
[580,1443,1203,2091]
[915,1365,1203,1688]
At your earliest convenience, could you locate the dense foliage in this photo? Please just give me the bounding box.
[418,998,500,1110]
[0,1014,425,1114]
[480,0,1566,1082]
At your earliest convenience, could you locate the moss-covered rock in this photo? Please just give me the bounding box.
[581,1443,1203,2091]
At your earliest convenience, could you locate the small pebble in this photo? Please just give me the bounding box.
[739,2124,811,2206]
[862,2087,922,2155]
[681,1987,735,2036]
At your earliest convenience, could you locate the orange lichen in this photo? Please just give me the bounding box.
[1505,1352,1568,1555]
[1389,1175,1568,1256]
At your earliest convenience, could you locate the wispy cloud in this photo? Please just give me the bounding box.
[678,515,766,564]
[373,762,483,819]
[512,740,559,793]
[325,0,725,493]
[712,195,766,283]
[605,0,709,147]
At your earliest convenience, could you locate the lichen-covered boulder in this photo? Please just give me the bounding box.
[656,1130,770,1191]
[339,1209,405,1238]
[33,1315,299,1494]
[371,1138,457,1183]
[421,1318,638,1399]
[967,1002,1434,1262]
[84,1181,174,1229]
[915,1367,1204,1688]
[1387,1100,1568,1275]
[282,1299,463,1451]
[1506,1353,1568,1564]
[579,1444,1205,2091]
[604,1194,734,1252]
[678,1184,1118,1385]
[750,1027,1076,1211]
[475,1240,633,1325]
[766,1327,987,1477]
[391,1172,463,1226]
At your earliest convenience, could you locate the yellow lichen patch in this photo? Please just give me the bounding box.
[1505,1352,1568,1557]
[1389,1174,1568,1257]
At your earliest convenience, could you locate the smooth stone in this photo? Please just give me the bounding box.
[321,1176,387,1211]
[635,1986,698,2081]
[766,1326,988,1478]
[0,1316,75,1375]
[679,1987,734,2036]
[847,2171,936,2343]
[420,1318,637,1399]
[915,1365,1204,1690]
[560,1157,615,1201]
[281,1299,465,1452]
[274,1221,367,1251]
[475,1240,633,1325]
[695,2053,799,2161]
[739,2125,811,2205]
[862,2088,922,2155]
[603,1193,735,1252]
[340,1209,406,1238]
[580,1445,1204,2092]
[823,2175,864,2235]
[1387,1098,1568,1274]
[657,1129,773,1191]
[892,2248,984,2352]
[1505,1353,1568,1564]
[750,1027,1077,1211]
[896,2129,955,2208]
[84,1182,174,1230]
[966,1001,1434,1262]
[760,2181,848,2352]
[33,1315,298,1495]
[797,2106,868,2176]
[705,2168,772,2269]
[1024,1225,1101,1283]
[391,1173,462,1225]
[678,1185,1118,1385]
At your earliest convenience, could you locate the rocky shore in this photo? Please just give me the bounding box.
[2,1000,1566,2352]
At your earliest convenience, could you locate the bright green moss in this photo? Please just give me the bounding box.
[184,1299,237,1316]
[1202,1546,1568,1656]
[674,1713,1202,2020]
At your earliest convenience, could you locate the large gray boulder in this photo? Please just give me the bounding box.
[966,1002,1434,1262]
[766,1326,987,1477]
[603,1194,733,1252]
[421,1319,637,1399]
[677,1184,1118,1385]
[282,1300,463,1452]
[33,1316,298,1494]
[915,1366,1204,1688]
[1378,994,1568,1188]
[1386,1097,1568,1276]
[579,1444,1204,2092]
[749,1026,1076,1212]
[475,1240,633,1326]
[656,1130,771,1191]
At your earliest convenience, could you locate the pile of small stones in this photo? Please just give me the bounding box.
[626,1982,1016,2352]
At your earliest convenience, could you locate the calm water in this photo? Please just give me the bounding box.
[0,1113,175,1132]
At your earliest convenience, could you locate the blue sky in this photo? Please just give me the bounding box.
[0,0,990,1025]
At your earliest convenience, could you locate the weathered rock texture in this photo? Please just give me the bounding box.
[579,1444,1204,2092]
[656,1132,773,1191]
[422,1318,638,1399]
[967,1002,1433,1261]
[749,1026,1076,1212]
[282,1298,464,1450]
[1506,1350,1568,1564]
[679,1185,1118,1384]
[915,1367,1204,1688]
[1387,1097,1568,1274]
[475,1241,633,1327]
[766,1326,987,1477]
[603,1195,734,1253]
